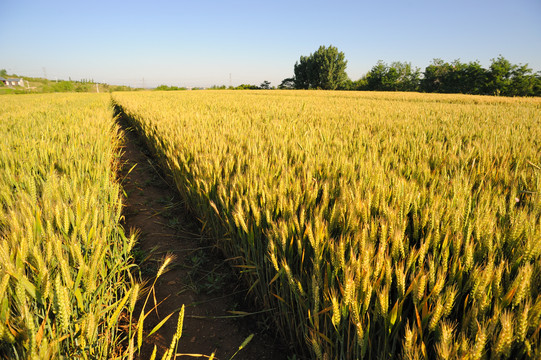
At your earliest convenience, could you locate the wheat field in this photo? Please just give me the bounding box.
[113,90,541,359]
[1,90,539,359]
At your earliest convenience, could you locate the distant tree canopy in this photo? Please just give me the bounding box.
[363,56,541,96]
[234,84,259,90]
[366,61,421,92]
[155,85,187,91]
[419,56,541,96]
[260,80,272,89]
[282,51,541,96]
[208,82,273,90]
[293,45,348,90]
[279,78,295,89]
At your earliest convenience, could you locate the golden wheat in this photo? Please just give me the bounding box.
[113,90,541,359]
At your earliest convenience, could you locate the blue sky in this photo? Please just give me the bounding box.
[1,0,540,88]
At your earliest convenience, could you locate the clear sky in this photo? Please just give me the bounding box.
[1,0,540,88]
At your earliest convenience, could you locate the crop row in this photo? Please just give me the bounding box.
[113,90,541,359]
[0,94,139,359]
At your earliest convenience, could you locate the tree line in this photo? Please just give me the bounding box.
[279,45,541,96]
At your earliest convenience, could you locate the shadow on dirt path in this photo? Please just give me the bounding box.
[117,117,290,360]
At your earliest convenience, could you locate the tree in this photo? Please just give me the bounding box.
[293,55,312,89]
[366,61,388,91]
[486,56,540,96]
[351,77,368,90]
[487,55,514,95]
[534,72,541,96]
[457,61,488,94]
[234,84,259,90]
[339,77,368,91]
[422,59,451,93]
[260,80,271,89]
[422,59,489,94]
[155,85,187,91]
[0,69,7,77]
[366,61,420,91]
[278,78,295,89]
[390,61,421,91]
[293,45,349,90]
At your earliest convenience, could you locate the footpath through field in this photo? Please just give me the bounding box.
[117,117,288,359]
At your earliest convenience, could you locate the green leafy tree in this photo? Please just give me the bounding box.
[234,84,259,90]
[366,61,388,91]
[422,59,452,93]
[278,78,295,89]
[457,61,488,94]
[293,45,348,89]
[508,64,536,96]
[422,59,487,94]
[366,61,420,91]
[351,77,368,90]
[485,56,541,96]
[260,80,271,89]
[340,77,368,91]
[487,55,514,95]
[389,61,421,91]
[533,72,541,96]
[360,55,541,96]
[293,55,313,89]
[155,85,187,91]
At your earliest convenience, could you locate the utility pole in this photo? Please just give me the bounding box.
[229,73,232,88]
[96,83,99,93]
[142,77,145,89]
[42,67,47,80]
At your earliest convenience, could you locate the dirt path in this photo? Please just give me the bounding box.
[117,118,289,360]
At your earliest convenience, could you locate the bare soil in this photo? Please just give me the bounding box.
[117,118,290,360]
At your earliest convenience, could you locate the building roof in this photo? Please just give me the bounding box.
[7,78,22,81]
[0,77,6,81]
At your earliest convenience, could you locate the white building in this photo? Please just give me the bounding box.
[1,78,24,86]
